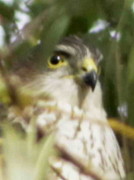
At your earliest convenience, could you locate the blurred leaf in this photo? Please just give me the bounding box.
[0,75,11,104]
[34,134,55,180]
[0,2,14,21]
[127,45,134,126]
[39,13,70,65]
[2,124,55,180]
[3,126,35,180]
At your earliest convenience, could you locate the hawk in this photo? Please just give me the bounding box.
[8,36,125,180]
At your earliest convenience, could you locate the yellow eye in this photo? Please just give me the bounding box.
[48,55,68,69]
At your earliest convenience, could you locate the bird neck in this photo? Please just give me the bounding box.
[54,82,107,122]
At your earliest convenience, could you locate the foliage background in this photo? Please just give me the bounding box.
[0,0,134,179]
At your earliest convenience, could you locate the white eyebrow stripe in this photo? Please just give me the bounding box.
[55,45,76,56]
[85,46,92,58]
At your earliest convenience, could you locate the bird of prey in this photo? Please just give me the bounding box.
[8,36,125,180]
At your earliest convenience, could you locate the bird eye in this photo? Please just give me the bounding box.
[50,55,62,65]
[48,55,67,69]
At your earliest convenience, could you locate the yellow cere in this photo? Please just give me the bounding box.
[82,58,97,73]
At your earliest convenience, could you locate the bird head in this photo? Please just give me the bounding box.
[46,36,102,91]
[23,36,103,107]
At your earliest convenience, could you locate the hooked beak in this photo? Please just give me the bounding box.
[64,58,98,91]
[81,58,98,91]
[82,70,98,91]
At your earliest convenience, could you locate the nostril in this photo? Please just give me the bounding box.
[82,67,87,72]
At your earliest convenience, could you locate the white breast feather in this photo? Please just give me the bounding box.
[34,80,125,180]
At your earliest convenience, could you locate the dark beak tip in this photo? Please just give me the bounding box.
[83,71,98,91]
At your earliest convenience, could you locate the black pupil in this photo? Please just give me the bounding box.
[50,55,61,65]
